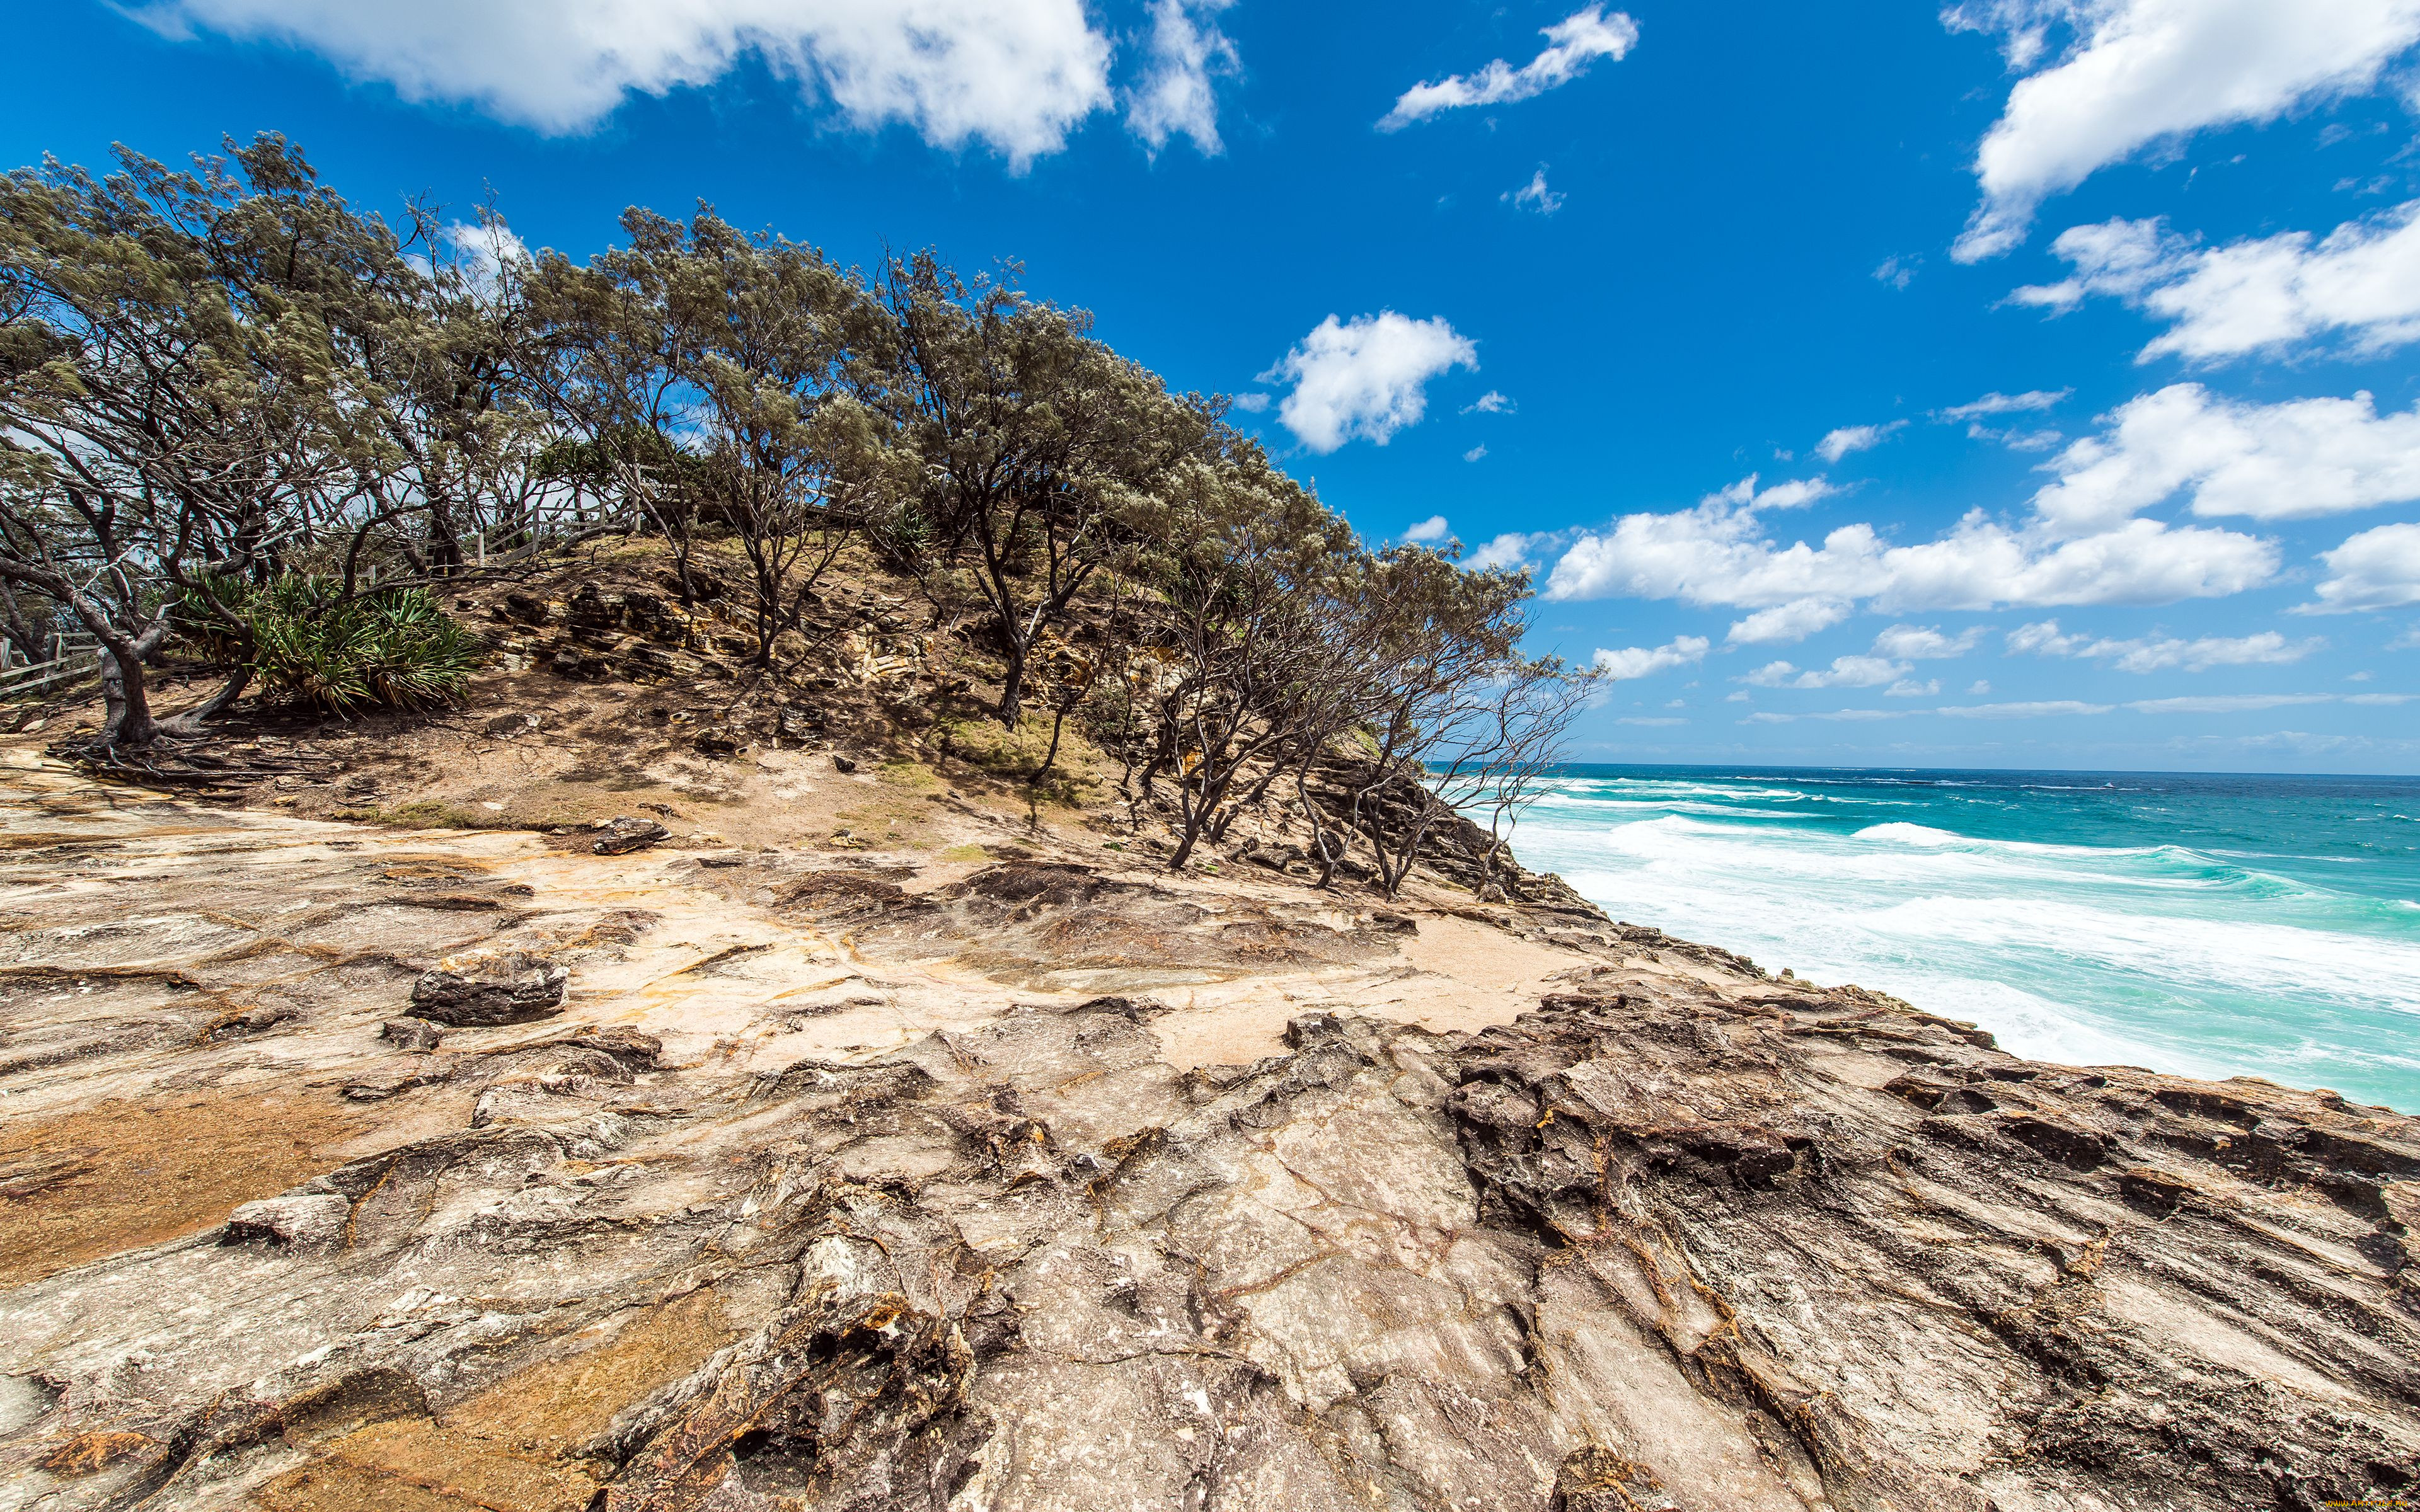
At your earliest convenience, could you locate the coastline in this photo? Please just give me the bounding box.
[1,747,2414,1509]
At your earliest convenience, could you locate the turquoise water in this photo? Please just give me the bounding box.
[1504,767,2420,1112]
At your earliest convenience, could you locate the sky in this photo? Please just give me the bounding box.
[12,0,2420,773]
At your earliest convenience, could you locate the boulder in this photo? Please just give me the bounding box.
[379,1018,444,1051]
[592,816,671,856]
[408,953,569,1026]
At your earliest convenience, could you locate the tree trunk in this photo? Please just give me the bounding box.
[995,634,1027,727]
[154,664,254,736]
[1030,707,1068,785]
[98,643,156,750]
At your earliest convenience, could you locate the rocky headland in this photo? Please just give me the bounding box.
[0,559,2409,1512]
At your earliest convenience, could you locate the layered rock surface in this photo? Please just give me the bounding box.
[0,755,2414,1511]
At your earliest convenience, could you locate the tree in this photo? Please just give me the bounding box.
[869,253,1203,724]
[0,137,364,749]
[650,210,890,667]
[1427,656,1601,898]
[1134,443,1357,869]
[1323,547,1533,898]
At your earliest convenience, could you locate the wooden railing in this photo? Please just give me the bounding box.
[0,635,100,701]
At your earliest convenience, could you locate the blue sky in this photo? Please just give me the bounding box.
[14,0,2420,772]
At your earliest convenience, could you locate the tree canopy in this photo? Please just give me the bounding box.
[0,134,1598,893]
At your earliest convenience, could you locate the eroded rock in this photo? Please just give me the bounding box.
[408,951,570,1025]
[594,816,672,856]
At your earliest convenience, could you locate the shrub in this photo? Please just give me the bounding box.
[178,576,482,713]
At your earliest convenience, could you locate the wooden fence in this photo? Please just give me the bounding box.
[0,634,100,701]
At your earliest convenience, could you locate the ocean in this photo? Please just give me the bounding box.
[1502,766,2420,1113]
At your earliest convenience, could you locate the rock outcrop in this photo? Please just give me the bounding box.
[0,762,2413,1511]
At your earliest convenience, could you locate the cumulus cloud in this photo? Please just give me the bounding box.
[1542,480,2274,612]
[1947,0,2420,260]
[1871,624,1985,659]
[1594,636,1710,680]
[1230,392,1270,413]
[1726,598,1852,645]
[2014,204,2420,362]
[1504,168,1567,215]
[1463,444,1489,463]
[1402,515,1451,544]
[2007,619,2324,672]
[1887,678,1942,697]
[1380,5,1639,129]
[1814,421,1907,463]
[2308,521,2420,610]
[1262,312,1478,452]
[136,0,1125,165]
[1465,532,1544,571]
[1126,0,1238,156]
[2033,384,2420,532]
[1742,655,1911,690]
[1464,390,1515,415]
[1874,255,1918,290]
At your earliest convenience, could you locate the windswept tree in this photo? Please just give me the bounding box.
[0,137,366,749]
[318,203,566,582]
[1135,440,1359,869]
[649,210,892,667]
[1324,547,1534,897]
[869,253,1205,725]
[1428,655,1601,898]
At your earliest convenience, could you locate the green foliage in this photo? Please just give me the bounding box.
[178,575,482,714]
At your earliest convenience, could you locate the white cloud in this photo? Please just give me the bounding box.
[2126,693,2336,713]
[1464,390,1515,415]
[1949,0,2420,260]
[1938,699,2114,718]
[1887,678,1942,697]
[1969,679,1993,694]
[1939,389,2070,421]
[1617,716,1686,726]
[2308,521,2420,610]
[1262,312,1478,452]
[1464,532,1542,571]
[1463,444,1489,463]
[1871,624,1985,659]
[1743,709,1908,724]
[1594,635,1710,680]
[1726,598,1851,645]
[1874,255,1918,290]
[1743,655,1911,690]
[2016,205,2420,362]
[1980,427,2068,452]
[1126,0,1238,156]
[1947,391,2071,452]
[1708,474,1841,512]
[139,0,1121,166]
[1230,392,1270,413]
[2007,618,2324,672]
[1504,168,1567,215]
[1543,487,2274,612]
[1402,515,1451,544]
[1815,421,1906,463]
[1380,5,1639,129]
[2034,384,2420,532]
